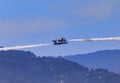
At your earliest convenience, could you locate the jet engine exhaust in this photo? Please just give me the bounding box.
[69,37,120,42]
[0,43,52,51]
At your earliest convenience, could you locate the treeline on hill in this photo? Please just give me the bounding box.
[0,50,119,83]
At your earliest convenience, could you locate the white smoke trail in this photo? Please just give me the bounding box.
[0,43,52,51]
[69,37,120,42]
[1,37,120,51]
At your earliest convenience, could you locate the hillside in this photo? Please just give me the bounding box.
[0,50,120,83]
[65,50,120,73]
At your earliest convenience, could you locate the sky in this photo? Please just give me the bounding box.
[0,0,120,56]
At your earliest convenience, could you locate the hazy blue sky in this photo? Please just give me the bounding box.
[0,0,120,56]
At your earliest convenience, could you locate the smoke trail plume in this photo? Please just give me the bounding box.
[0,43,52,51]
[69,37,120,42]
[1,37,120,51]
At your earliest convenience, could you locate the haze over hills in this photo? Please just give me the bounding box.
[0,50,119,83]
[65,50,120,73]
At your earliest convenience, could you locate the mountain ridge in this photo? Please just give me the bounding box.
[65,49,120,73]
[0,50,120,83]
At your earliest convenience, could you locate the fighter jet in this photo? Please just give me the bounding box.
[52,37,68,45]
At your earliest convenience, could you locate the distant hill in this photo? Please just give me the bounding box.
[65,50,120,73]
[0,50,120,83]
